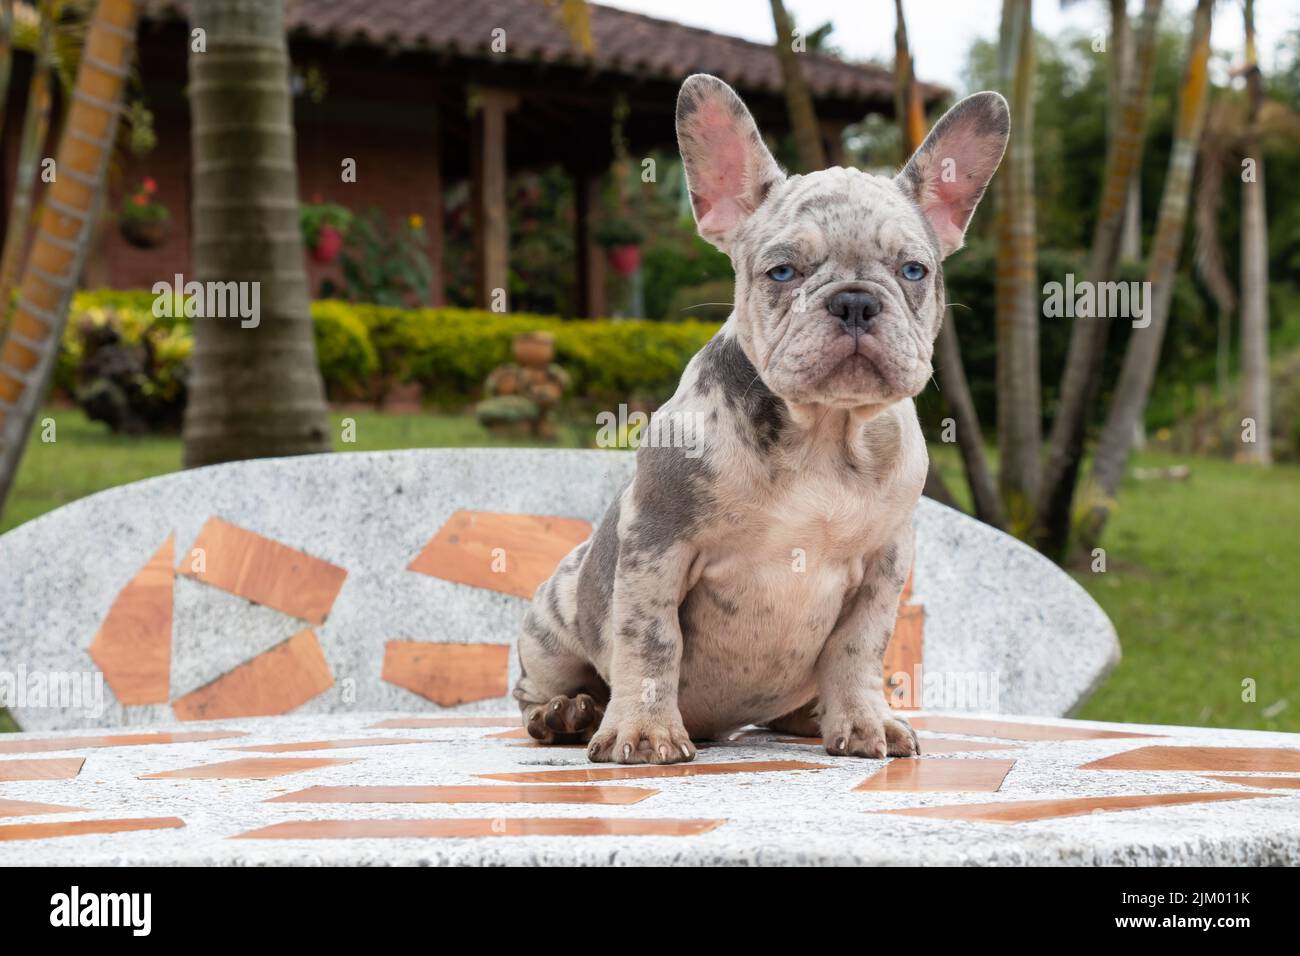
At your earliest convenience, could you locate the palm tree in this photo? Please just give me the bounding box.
[993,0,1040,531]
[892,0,926,156]
[1237,0,1271,464]
[1105,0,1143,261]
[895,0,1004,527]
[1082,0,1214,548]
[1192,95,1238,396]
[0,0,55,318]
[0,0,14,134]
[181,0,330,467]
[0,0,140,513]
[769,0,825,172]
[1032,0,1162,558]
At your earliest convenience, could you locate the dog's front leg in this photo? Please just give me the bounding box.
[586,540,697,765]
[815,530,920,759]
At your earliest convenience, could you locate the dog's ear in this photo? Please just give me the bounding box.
[896,91,1009,258]
[676,74,786,253]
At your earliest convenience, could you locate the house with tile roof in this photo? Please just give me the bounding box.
[0,0,945,314]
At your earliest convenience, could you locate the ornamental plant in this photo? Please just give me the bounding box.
[119,177,169,225]
[299,195,353,249]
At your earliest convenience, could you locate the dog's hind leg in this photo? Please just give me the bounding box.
[762,699,821,738]
[512,578,608,744]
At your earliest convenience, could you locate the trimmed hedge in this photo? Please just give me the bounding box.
[62,291,722,407]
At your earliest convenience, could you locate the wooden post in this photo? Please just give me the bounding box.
[572,166,606,318]
[820,119,846,168]
[428,104,445,307]
[470,88,517,310]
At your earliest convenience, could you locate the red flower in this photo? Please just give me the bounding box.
[133,194,147,206]
[142,177,157,194]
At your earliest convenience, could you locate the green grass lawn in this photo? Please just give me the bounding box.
[3,408,1297,734]
[930,446,1300,733]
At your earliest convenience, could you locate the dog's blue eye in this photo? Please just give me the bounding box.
[900,261,927,281]
[767,264,796,282]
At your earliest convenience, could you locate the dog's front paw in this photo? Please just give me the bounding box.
[821,709,919,758]
[587,711,696,765]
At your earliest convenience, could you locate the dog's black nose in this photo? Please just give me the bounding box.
[827,291,882,332]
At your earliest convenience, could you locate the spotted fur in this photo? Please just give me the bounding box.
[513,75,1009,762]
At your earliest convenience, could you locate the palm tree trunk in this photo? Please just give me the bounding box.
[893,0,926,156]
[0,0,139,515]
[182,0,330,467]
[0,0,14,135]
[894,0,1000,524]
[0,0,55,318]
[1238,0,1271,464]
[994,0,1040,532]
[1081,0,1214,547]
[1110,0,1143,261]
[769,0,825,172]
[1032,0,1162,558]
[934,313,1007,528]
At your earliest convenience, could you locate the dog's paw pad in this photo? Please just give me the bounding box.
[524,694,603,744]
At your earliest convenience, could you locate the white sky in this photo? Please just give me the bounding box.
[600,0,1298,93]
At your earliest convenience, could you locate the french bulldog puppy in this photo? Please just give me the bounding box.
[513,74,1009,763]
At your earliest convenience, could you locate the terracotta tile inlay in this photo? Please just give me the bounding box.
[486,727,530,739]
[234,818,722,839]
[880,791,1278,824]
[0,757,86,781]
[267,784,657,805]
[0,817,185,842]
[408,510,592,599]
[883,604,923,710]
[1080,746,1300,773]
[0,730,244,755]
[478,759,830,784]
[171,628,334,721]
[909,716,1161,741]
[382,641,509,706]
[88,535,174,705]
[855,757,1015,792]
[178,516,347,624]
[141,757,358,780]
[227,738,423,753]
[510,741,587,748]
[1202,775,1300,789]
[369,716,519,729]
[0,797,85,819]
[748,734,1021,755]
[915,737,1021,754]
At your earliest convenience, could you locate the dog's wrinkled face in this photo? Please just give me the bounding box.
[676,75,1009,410]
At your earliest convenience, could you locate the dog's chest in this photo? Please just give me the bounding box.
[704,452,895,586]
[683,461,891,650]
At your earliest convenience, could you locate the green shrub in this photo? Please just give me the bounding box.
[60,300,192,432]
[355,304,718,405]
[311,301,379,399]
[67,291,722,411]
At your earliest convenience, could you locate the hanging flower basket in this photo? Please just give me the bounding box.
[607,243,641,277]
[595,216,644,278]
[310,223,345,263]
[118,178,169,250]
[120,218,169,249]
[300,198,353,264]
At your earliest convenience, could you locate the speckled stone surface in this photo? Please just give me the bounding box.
[1,712,1297,866]
[0,449,1117,731]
